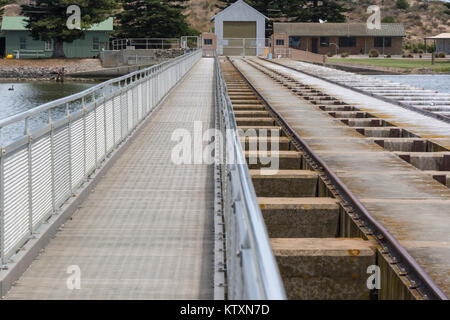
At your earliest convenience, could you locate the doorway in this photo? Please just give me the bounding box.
[311,38,318,53]
[223,21,257,56]
[0,37,5,57]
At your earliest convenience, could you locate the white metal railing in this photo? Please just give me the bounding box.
[111,38,181,51]
[214,54,286,299]
[274,48,291,59]
[14,50,46,59]
[0,49,202,265]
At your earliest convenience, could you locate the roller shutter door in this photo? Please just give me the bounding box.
[223,21,257,56]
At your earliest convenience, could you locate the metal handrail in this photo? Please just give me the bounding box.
[111,38,181,50]
[0,49,202,266]
[214,54,286,300]
[0,51,197,130]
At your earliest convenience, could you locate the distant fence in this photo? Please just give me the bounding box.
[111,38,181,51]
[274,48,327,65]
[13,50,46,59]
[220,38,270,56]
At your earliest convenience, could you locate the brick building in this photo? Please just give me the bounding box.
[273,23,406,56]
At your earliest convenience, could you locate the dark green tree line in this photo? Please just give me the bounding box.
[116,0,198,39]
[217,0,348,34]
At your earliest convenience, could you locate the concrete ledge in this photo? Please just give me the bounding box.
[246,151,302,170]
[235,117,275,126]
[240,136,291,151]
[237,126,282,136]
[423,170,450,187]
[395,152,450,171]
[271,238,376,300]
[232,104,265,110]
[259,197,339,238]
[250,170,318,197]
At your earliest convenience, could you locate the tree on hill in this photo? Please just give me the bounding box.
[21,0,118,58]
[116,0,198,39]
[283,0,348,23]
[396,0,410,10]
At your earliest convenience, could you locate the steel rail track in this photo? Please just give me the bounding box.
[262,58,450,125]
[227,56,448,300]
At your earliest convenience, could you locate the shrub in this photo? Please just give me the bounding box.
[426,43,436,53]
[327,52,334,57]
[396,0,410,10]
[341,51,350,58]
[369,49,379,58]
[385,55,392,58]
[419,2,429,10]
[381,16,396,23]
[437,52,446,58]
[407,54,413,58]
[418,49,424,54]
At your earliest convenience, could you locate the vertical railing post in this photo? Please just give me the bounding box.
[103,86,108,159]
[0,129,5,266]
[112,88,116,148]
[82,97,87,180]
[66,103,73,194]
[120,82,124,142]
[49,110,56,213]
[126,79,130,136]
[94,92,98,168]
[25,117,33,235]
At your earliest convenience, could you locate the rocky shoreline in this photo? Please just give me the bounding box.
[0,66,69,79]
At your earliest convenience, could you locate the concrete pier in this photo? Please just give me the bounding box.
[232,57,450,298]
[5,58,215,300]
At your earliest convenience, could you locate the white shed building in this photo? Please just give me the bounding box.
[211,0,268,56]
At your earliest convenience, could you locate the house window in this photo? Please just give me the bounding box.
[44,40,53,51]
[276,39,285,46]
[204,39,213,45]
[93,37,99,50]
[320,37,330,47]
[20,37,26,50]
[374,37,392,47]
[289,36,301,48]
[339,37,356,47]
[385,37,392,47]
[374,37,383,47]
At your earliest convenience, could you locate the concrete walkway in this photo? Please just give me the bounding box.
[5,58,215,300]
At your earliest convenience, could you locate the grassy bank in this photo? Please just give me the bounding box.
[328,58,450,73]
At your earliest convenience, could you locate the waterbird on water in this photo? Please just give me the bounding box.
[8,85,14,91]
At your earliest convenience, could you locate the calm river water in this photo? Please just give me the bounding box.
[0,81,99,119]
[0,81,99,144]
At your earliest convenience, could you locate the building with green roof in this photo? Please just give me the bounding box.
[0,16,113,58]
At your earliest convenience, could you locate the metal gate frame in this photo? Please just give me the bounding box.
[221,38,270,56]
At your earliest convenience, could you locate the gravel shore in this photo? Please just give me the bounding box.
[0,59,103,79]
